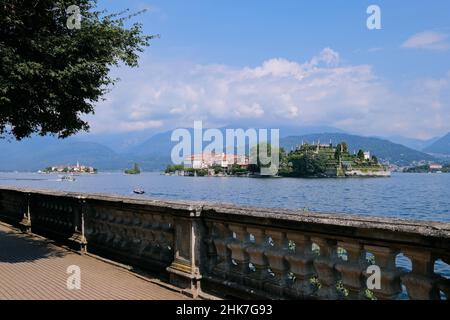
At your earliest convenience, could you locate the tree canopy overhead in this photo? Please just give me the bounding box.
[0,0,154,140]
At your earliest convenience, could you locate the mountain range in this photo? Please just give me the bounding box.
[423,133,450,155]
[0,127,449,171]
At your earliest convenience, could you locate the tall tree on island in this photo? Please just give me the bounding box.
[357,149,365,161]
[248,142,284,175]
[0,1,154,140]
[371,155,378,164]
[334,144,341,160]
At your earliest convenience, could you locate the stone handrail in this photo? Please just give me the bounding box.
[0,186,449,300]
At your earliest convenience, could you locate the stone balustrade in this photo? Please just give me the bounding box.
[0,186,449,300]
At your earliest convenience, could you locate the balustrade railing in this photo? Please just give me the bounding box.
[201,205,450,300]
[0,186,449,300]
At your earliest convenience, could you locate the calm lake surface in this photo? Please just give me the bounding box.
[0,171,449,222]
[1,171,449,281]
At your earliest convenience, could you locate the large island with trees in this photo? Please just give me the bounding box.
[277,141,390,177]
[166,141,390,178]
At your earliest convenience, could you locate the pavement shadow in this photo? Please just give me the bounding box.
[0,228,67,263]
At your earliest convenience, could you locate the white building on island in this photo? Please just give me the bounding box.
[183,152,249,170]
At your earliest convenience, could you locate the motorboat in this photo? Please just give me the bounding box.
[60,175,76,182]
[133,188,145,194]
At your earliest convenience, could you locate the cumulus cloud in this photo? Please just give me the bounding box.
[402,31,449,51]
[86,48,450,139]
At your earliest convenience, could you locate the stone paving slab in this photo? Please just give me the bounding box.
[0,224,189,300]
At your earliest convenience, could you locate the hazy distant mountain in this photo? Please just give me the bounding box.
[125,126,347,170]
[0,137,129,171]
[73,129,160,153]
[386,135,439,151]
[281,133,435,165]
[277,125,346,137]
[128,125,346,155]
[0,128,438,171]
[423,133,450,155]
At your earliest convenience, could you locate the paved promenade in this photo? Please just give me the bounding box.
[0,223,189,300]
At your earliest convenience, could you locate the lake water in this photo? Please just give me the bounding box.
[1,171,449,222]
[1,171,449,283]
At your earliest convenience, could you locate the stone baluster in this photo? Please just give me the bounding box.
[264,230,288,296]
[19,193,32,233]
[226,224,250,285]
[401,248,440,300]
[211,222,232,278]
[166,205,204,298]
[312,237,338,299]
[111,223,123,248]
[245,227,268,290]
[150,213,162,259]
[335,241,365,299]
[130,221,142,253]
[67,198,87,252]
[118,223,129,250]
[203,221,217,273]
[160,214,174,264]
[136,223,149,255]
[284,233,315,298]
[141,213,155,257]
[363,245,402,299]
[102,221,114,245]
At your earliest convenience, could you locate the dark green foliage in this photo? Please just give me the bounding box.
[334,143,342,160]
[357,149,365,161]
[211,164,224,174]
[230,164,247,175]
[341,142,348,153]
[0,1,154,139]
[248,142,282,173]
[285,152,328,177]
[403,164,450,173]
[184,167,208,176]
[165,164,184,173]
[124,162,140,174]
[403,165,430,173]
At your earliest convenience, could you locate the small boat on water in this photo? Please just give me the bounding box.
[133,188,145,194]
[60,175,76,182]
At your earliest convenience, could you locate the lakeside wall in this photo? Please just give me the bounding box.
[0,186,449,300]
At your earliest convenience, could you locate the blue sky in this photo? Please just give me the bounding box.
[89,0,450,139]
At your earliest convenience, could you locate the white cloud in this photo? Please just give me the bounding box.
[402,31,449,51]
[86,49,450,139]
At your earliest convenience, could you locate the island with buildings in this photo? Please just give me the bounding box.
[165,141,390,178]
[166,152,250,177]
[41,161,97,174]
[280,141,390,177]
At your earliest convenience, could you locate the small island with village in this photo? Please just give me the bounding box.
[40,161,97,174]
[165,141,390,178]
